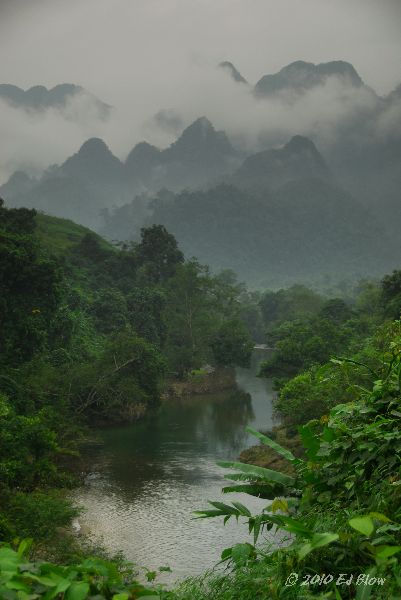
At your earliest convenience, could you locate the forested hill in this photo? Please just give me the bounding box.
[104,181,395,288]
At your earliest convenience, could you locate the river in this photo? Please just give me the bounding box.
[73,351,278,583]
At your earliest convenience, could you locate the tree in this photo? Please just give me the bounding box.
[164,261,215,375]
[381,270,401,318]
[126,287,166,346]
[259,285,324,331]
[73,331,166,420]
[0,202,62,366]
[211,320,253,367]
[319,298,352,324]
[135,224,184,284]
[90,288,128,334]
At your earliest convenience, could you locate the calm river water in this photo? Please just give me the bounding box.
[73,351,278,582]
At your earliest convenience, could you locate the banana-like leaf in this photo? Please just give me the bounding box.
[222,484,276,497]
[245,426,300,464]
[298,532,339,560]
[217,460,295,487]
[224,472,268,482]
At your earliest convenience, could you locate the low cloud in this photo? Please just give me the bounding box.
[0,0,400,182]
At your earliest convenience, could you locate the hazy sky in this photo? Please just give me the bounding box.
[1,0,400,96]
[0,0,400,182]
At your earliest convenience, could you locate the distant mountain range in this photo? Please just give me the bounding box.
[1,59,400,287]
[232,135,331,191]
[0,83,111,118]
[254,60,365,98]
[218,59,375,99]
[138,180,394,287]
[0,117,239,228]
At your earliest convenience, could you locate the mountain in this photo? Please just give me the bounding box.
[141,181,395,287]
[59,137,125,183]
[233,135,330,190]
[219,61,248,84]
[0,83,111,118]
[124,117,240,191]
[102,134,397,287]
[254,60,365,98]
[164,116,235,169]
[0,170,37,199]
[2,138,132,229]
[1,118,239,229]
[125,142,162,185]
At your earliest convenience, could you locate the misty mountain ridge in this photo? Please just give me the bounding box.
[0,83,111,118]
[59,137,125,183]
[103,179,394,288]
[1,120,328,229]
[254,60,364,98]
[1,53,400,287]
[0,117,240,228]
[125,116,240,190]
[232,135,330,190]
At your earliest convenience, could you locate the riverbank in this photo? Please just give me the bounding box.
[163,367,237,399]
[69,358,274,581]
[239,424,303,475]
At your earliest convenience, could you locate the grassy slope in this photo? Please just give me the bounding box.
[35,213,113,256]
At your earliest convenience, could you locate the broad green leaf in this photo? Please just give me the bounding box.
[223,472,265,481]
[65,581,90,600]
[367,512,391,523]
[5,578,30,592]
[349,516,374,537]
[375,545,401,559]
[231,543,254,566]
[245,426,298,463]
[222,484,275,497]
[298,533,339,560]
[112,595,129,600]
[298,425,320,460]
[217,460,295,487]
[276,516,312,537]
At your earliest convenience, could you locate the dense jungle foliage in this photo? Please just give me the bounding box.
[0,201,253,557]
[172,272,401,599]
[1,200,401,598]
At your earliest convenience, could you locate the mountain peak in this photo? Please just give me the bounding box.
[77,137,112,156]
[255,60,364,97]
[166,117,234,163]
[219,61,248,84]
[61,138,123,181]
[284,135,320,154]
[184,116,214,135]
[234,135,329,189]
[125,142,162,179]
[0,82,110,117]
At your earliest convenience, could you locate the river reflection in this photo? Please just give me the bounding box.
[74,351,276,582]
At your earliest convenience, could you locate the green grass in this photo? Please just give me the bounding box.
[35,213,113,256]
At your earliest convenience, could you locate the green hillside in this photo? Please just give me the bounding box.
[35,213,113,255]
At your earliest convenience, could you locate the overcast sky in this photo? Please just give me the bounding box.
[1,0,400,97]
[0,0,400,182]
